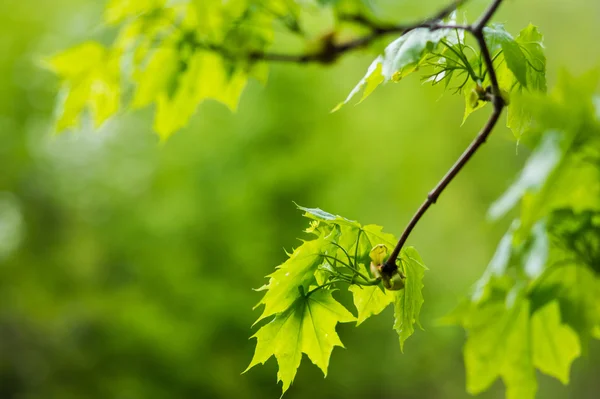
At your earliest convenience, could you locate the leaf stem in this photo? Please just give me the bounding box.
[328,241,357,269]
[306,275,381,297]
[320,250,372,283]
[320,254,352,270]
[306,279,347,296]
[440,39,480,82]
[354,229,363,266]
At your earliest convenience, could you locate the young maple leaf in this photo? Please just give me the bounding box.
[245,290,355,394]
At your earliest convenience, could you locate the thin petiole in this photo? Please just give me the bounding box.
[354,229,363,267]
[441,39,480,82]
[320,253,352,270]
[328,240,357,270]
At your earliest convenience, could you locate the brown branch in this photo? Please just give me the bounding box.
[382,0,506,275]
[473,0,504,32]
[248,0,468,65]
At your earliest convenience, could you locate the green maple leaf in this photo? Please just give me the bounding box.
[462,292,537,399]
[515,24,547,92]
[153,51,249,140]
[131,47,180,110]
[506,25,547,137]
[331,60,384,112]
[499,298,537,399]
[297,205,397,265]
[246,289,356,394]
[530,263,600,345]
[45,42,121,131]
[334,14,459,110]
[104,0,162,25]
[456,264,591,399]
[349,263,394,325]
[394,247,427,351]
[462,297,584,399]
[249,206,429,394]
[298,206,428,342]
[532,301,581,384]
[254,237,333,324]
[459,24,547,136]
[462,80,488,123]
[484,24,528,88]
[506,91,532,138]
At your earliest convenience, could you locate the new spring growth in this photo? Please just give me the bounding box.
[369,244,406,290]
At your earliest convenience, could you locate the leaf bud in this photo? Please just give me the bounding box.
[382,271,405,291]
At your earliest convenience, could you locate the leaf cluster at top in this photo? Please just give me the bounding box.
[335,16,546,139]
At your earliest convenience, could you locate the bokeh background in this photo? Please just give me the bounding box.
[1,0,599,398]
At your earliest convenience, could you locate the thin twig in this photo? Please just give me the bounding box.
[473,0,504,32]
[382,0,506,274]
[475,33,502,105]
[247,0,468,64]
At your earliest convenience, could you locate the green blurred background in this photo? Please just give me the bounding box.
[1,0,599,398]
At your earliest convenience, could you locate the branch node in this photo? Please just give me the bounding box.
[381,260,398,275]
[492,94,505,109]
[427,191,439,204]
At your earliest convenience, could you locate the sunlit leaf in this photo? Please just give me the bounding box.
[349,264,394,325]
[506,91,531,138]
[246,289,355,394]
[46,42,121,130]
[461,24,547,131]
[516,25,546,92]
[335,15,459,110]
[394,247,426,351]
[45,42,106,78]
[505,25,547,137]
[105,0,166,24]
[249,206,427,394]
[297,205,397,263]
[131,48,179,109]
[532,301,581,384]
[484,24,528,87]
[332,59,384,112]
[501,299,537,399]
[463,289,529,396]
[462,80,487,124]
[461,290,558,399]
[153,51,249,140]
[254,236,333,324]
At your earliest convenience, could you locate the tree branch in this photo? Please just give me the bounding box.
[382,0,506,275]
[248,0,468,65]
[473,0,504,32]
